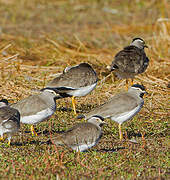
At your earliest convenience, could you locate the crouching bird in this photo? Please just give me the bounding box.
[51,115,105,152]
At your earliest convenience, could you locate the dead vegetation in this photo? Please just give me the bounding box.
[0,0,169,179]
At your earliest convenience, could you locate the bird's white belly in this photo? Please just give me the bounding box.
[0,125,15,136]
[21,108,54,124]
[68,83,97,97]
[71,141,96,152]
[111,105,141,124]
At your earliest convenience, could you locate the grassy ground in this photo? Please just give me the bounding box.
[0,0,169,179]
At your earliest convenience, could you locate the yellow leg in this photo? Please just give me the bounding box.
[8,139,11,146]
[119,124,123,141]
[130,79,134,86]
[113,73,116,82]
[141,132,146,148]
[71,96,77,115]
[126,79,129,90]
[31,125,38,136]
[141,132,145,141]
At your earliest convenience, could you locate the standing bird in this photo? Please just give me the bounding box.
[78,84,147,141]
[43,63,98,115]
[10,89,62,136]
[0,99,20,145]
[110,38,149,89]
[52,115,105,152]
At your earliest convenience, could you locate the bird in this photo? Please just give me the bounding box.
[0,99,8,107]
[51,115,105,152]
[43,63,98,115]
[110,38,149,89]
[0,99,20,146]
[77,84,147,141]
[10,89,62,136]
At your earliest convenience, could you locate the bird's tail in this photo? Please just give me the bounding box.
[110,64,119,71]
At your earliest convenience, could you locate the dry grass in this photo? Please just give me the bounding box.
[0,0,169,179]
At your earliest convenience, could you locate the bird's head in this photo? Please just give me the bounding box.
[130,38,148,49]
[0,99,9,107]
[88,115,106,127]
[129,84,147,98]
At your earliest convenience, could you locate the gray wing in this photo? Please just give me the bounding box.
[85,93,138,119]
[0,107,20,129]
[10,94,49,116]
[47,63,98,89]
[53,123,101,146]
[111,46,148,74]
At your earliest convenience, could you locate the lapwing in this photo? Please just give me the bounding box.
[43,63,98,115]
[0,99,20,145]
[52,115,105,152]
[110,38,149,89]
[78,84,147,140]
[10,89,62,136]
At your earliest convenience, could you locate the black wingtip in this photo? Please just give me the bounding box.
[77,114,85,119]
[40,87,65,99]
[110,64,119,71]
[40,88,45,92]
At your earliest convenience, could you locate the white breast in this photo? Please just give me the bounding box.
[67,83,97,97]
[20,108,54,125]
[0,125,15,136]
[71,141,97,152]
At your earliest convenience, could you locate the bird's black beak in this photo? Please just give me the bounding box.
[142,91,148,97]
[144,44,148,48]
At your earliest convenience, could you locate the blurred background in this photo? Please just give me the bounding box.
[0,0,169,64]
[0,0,169,97]
[0,0,169,179]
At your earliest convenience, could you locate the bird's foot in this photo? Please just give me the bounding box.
[31,125,38,136]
